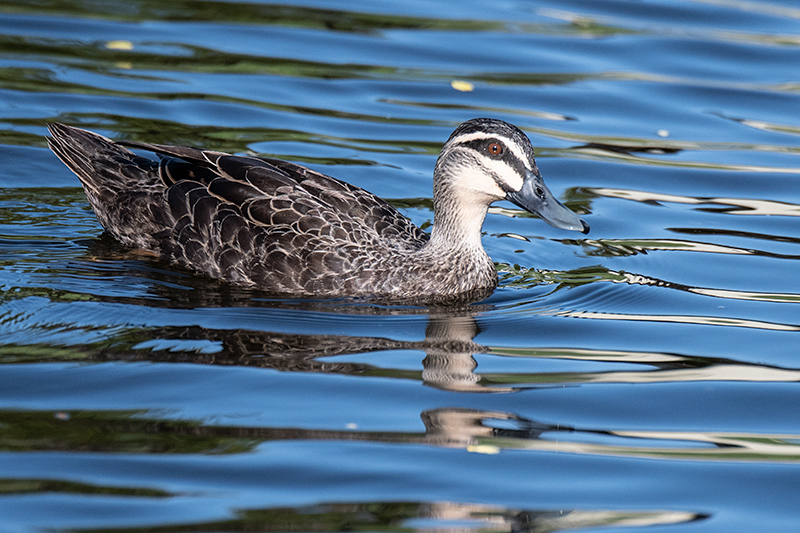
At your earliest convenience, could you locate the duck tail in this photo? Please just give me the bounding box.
[47,123,169,248]
[47,123,155,194]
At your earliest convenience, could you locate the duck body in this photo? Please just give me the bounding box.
[48,119,587,302]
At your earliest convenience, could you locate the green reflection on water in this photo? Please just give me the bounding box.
[0,478,169,498]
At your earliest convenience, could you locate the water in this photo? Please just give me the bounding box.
[2,0,800,531]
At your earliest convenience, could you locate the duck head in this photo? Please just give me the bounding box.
[434,118,589,235]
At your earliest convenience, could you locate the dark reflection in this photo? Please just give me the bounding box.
[572,142,681,157]
[9,112,442,157]
[670,226,800,249]
[83,314,502,393]
[33,498,706,533]
[0,477,169,498]
[2,0,506,33]
[4,400,799,460]
[0,403,755,455]
[0,407,557,453]
[411,503,706,533]
[578,235,800,260]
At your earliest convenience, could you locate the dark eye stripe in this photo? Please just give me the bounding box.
[452,138,527,193]
[458,138,516,159]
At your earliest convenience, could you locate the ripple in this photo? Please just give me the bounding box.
[3,1,800,531]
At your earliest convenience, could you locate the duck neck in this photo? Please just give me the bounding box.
[400,163,498,298]
[428,195,489,253]
[426,156,492,254]
[419,197,496,298]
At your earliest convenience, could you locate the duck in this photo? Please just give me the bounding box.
[48,118,588,302]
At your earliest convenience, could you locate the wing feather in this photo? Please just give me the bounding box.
[50,123,431,295]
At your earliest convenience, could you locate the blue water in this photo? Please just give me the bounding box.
[2,0,800,531]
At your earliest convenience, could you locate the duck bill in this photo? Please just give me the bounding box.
[506,170,589,234]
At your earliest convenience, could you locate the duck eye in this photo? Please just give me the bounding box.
[487,142,503,156]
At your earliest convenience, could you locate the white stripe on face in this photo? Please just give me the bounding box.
[448,131,528,192]
[447,130,532,171]
[481,157,524,192]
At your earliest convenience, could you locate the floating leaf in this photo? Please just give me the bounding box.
[105,40,134,51]
[450,80,474,92]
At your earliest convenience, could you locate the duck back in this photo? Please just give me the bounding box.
[48,124,433,296]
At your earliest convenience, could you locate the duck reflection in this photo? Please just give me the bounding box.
[420,314,514,392]
[413,501,704,533]
[70,244,497,389]
[94,311,507,392]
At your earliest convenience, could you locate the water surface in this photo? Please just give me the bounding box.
[2,1,800,532]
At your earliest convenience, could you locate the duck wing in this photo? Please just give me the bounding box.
[142,146,429,292]
[124,140,426,241]
[50,124,429,294]
[119,138,429,245]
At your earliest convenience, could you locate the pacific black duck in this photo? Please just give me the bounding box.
[48,118,588,301]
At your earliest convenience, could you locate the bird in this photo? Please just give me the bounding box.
[48,118,588,302]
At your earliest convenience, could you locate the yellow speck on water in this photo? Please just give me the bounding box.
[450,80,474,92]
[106,40,134,51]
[467,444,500,454]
